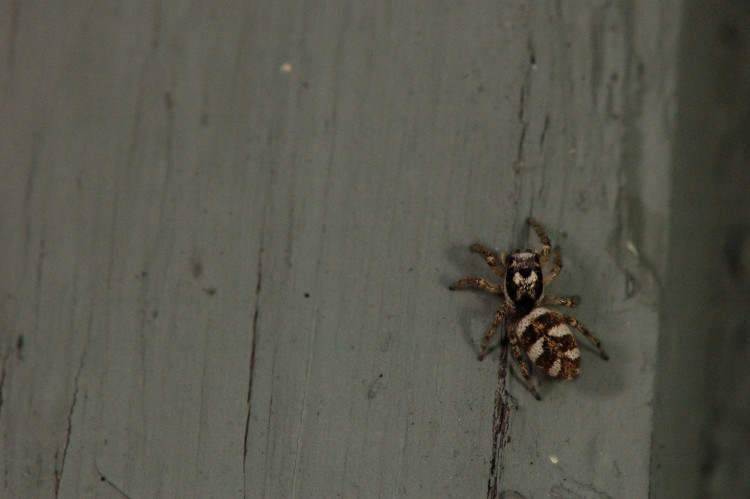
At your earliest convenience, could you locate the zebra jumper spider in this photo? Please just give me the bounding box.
[449,218,608,400]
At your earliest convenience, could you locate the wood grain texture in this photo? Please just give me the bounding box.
[0,1,680,497]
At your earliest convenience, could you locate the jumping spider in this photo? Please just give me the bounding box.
[449,218,608,400]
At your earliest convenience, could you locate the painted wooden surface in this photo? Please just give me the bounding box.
[0,2,686,497]
[650,2,750,498]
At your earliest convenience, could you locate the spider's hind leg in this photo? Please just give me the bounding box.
[507,331,541,400]
[559,312,609,360]
[542,294,580,308]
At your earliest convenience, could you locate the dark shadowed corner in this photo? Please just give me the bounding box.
[650,1,750,497]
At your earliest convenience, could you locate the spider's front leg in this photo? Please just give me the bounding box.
[527,218,551,267]
[449,276,502,294]
[544,248,563,285]
[470,243,505,278]
[478,303,509,360]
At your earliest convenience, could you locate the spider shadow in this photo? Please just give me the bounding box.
[454,302,505,355]
[570,325,626,399]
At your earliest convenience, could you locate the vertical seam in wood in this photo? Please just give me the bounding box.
[0,339,9,494]
[4,1,21,72]
[289,6,352,494]
[243,242,263,469]
[53,356,85,497]
[487,343,511,499]
[0,342,9,431]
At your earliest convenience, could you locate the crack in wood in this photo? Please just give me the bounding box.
[243,246,263,469]
[0,347,8,429]
[515,84,528,171]
[514,43,537,173]
[95,462,132,498]
[54,358,85,496]
[540,113,550,149]
[487,343,511,499]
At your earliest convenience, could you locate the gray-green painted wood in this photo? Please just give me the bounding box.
[2,1,736,497]
[650,2,750,498]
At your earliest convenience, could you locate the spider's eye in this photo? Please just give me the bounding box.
[534,254,540,263]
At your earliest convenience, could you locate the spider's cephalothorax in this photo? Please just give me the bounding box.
[505,251,543,313]
[449,218,609,400]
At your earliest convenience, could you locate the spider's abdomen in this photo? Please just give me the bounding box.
[515,307,581,379]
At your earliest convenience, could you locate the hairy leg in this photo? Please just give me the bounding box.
[527,218,551,267]
[470,243,505,278]
[478,304,508,360]
[558,312,609,360]
[544,248,563,285]
[449,276,502,294]
[542,294,580,307]
[508,332,541,400]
